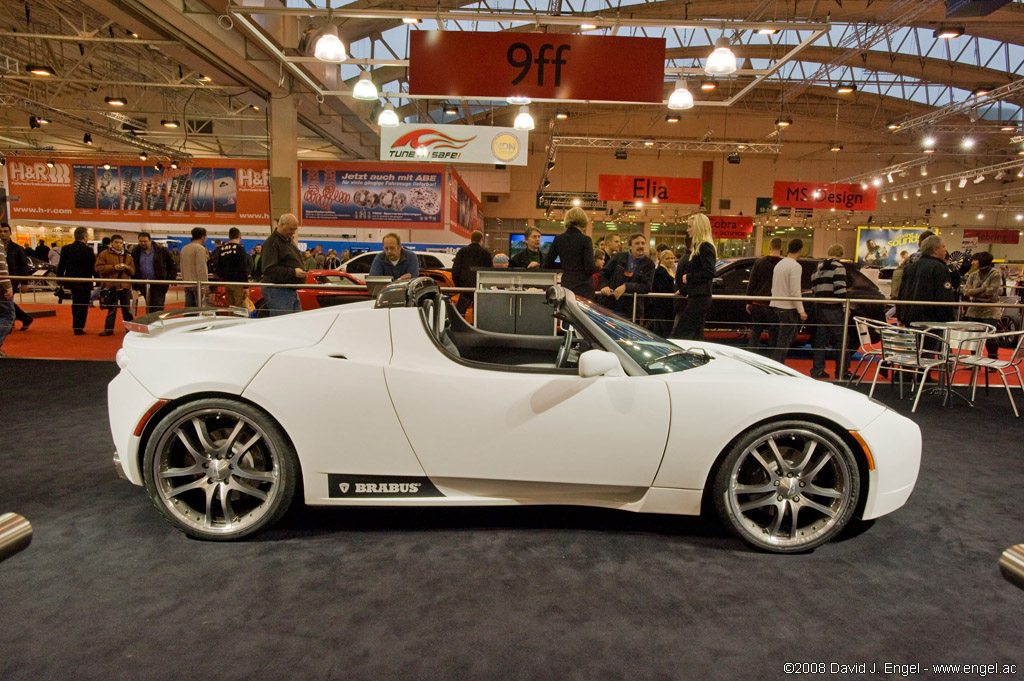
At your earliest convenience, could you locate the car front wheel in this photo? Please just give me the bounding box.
[143,398,298,540]
[712,420,860,553]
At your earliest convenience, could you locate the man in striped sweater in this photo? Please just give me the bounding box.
[810,244,851,380]
[0,244,14,357]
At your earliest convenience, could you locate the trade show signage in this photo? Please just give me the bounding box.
[300,161,444,228]
[709,215,753,239]
[448,167,482,238]
[772,181,877,212]
[4,157,270,225]
[409,31,666,103]
[963,229,1020,245]
[379,124,528,166]
[856,227,925,267]
[597,174,702,204]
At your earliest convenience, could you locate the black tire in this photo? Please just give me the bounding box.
[712,420,860,553]
[143,398,298,540]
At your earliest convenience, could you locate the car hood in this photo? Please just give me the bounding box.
[666,339,804,377]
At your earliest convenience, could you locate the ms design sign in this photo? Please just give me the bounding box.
[772,181,877,211]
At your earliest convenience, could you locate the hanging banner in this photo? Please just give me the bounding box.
[448,167,482,238]
[409,31,666,103]
[5,157,270,224]
[963,229,1020,245]
[709,215,753,240]
[773,181,877,211]
[597,174,702,204]
[0,167,8,225]
[300,161,444,228]
[856,227,924,267]
[380,124,527,166]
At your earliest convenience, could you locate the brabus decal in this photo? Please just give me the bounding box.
[327,474,444,498]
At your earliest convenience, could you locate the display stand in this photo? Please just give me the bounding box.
[474,269,559,336]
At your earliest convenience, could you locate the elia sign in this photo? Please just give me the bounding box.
[597,174,702,204]
[409,31,666,103]
[772,181,877,211]
[709,215,753,240]
[379,124,528,166]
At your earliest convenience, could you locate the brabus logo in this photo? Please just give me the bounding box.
[327,474,443,499]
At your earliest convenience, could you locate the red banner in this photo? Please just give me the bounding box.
[448,167,482,239]
[5,157,270,225]
[597,174,702,204]
[772,181,877,212]
[409,31,666,103]
[709,215,753,240]
[963,229,1020,245]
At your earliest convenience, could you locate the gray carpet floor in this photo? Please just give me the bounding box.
[1,359,1022,680]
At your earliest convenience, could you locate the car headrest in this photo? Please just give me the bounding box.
[375,276,441,308]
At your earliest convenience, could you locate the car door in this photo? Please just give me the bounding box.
[384,309,671,488]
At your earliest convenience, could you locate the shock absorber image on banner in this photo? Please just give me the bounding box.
[121,166,144,211]
[73,165,97,209]
[96,166,121,210]
[190,167,213,212]
[167,174,192,212]
[143,166,166,210]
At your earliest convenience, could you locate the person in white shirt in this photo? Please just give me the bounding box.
[769,238,807,365]
[179,227,209,308]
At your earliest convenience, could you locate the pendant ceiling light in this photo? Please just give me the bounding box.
[314,24,347,62]
[352,71,378,101]
[513,105,534,131]
[704,37,737,75]
[667,80,694,110]
[377,103,399,127]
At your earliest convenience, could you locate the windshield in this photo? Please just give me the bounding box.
[574,297,710,375]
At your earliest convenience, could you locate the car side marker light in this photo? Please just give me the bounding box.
[849,430,875,471]
[135,400,169,437]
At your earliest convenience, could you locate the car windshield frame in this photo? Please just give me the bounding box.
[568,294,710,375]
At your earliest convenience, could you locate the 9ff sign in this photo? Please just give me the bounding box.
[409,31,665,103]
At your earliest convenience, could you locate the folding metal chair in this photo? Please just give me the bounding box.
[951,330,1024,417]
[868,326,947,412]
[847,316,887,386]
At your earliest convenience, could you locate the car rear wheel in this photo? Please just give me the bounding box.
[143,398,298,540]
[712,420,859,553]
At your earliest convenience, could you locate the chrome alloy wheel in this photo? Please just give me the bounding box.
[150,406,284,538]
[716,425,858,552]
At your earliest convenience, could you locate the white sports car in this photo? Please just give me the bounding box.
[108,278,921,552]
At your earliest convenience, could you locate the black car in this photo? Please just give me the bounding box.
[704,257,887,333]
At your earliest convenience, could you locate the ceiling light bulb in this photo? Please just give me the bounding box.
[704,37,737,75]
[757,28,777,35]
[872,178,882,187]
[507,96,532,105]
[313,24,347,62]
[887,121,901,130]
[170,161,179,169]
[139,152,148,161]
[995,170,1005,180]
[700,81,716,91]
[923,137,936,147]
[942,212,949,218]
[667,81,694,110]
[921,167,929,176]
[572,198,581,206]
[1000,125,1016,132]
[377,103,399,127]
[977,213,984,219]
[959,177,968,188]
[27,65,55,76]
[830,144,843,152]
[444,105,459,116]
[962,138,975,149]
[46,159,54,168]
[105,96,127,106]
[934,26,963,39]
[665,114,681,123]
[915,188,921,197]
[971,87,989,98]
[161,119,180,128]
[513,105,534,131]
[555,111,569,119]
[198,74,212,83]
[881,195,887,203]
[102,163,111,170]
[352,71,378,101]
[775,117,792,127]
[860,182,869,190]
[903,190,909,199]
[887,173,894,183]
[945,181,952,191]
[974,174,985,183]
[83,133,93,145]
[1016,214,1023,221]
[836,84,856,94]
[402,17,419,24]
[580,23,598,30]
[932,185,937,193]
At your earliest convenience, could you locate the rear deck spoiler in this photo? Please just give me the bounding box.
[124,307,250,335]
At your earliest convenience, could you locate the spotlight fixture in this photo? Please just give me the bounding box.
[83,132,93,145]
[377,103,400,127]
[170,161,178,170]
[513,105,534,131]
[977,213,985,219]
[46,159,54,168]
[932,184,938,193]
[352,70,378,101]
[249,104,260,112]
[554,110,569,120]
[127,29,140,38]
[921,166,929,176]
[995,170,1006,180]
[970,87,989,98]
[543,179,551,187]
[934,26,964,39]
[36,116,50,125]
[1000,124,1017,132]
[959,176,968,188]
[1017,214,1024,221]
[26,65,55,76]
[155,163,163,172]
[915,188,921,197]
[757,28,777,35]
[0,157,5,166]
[139,152,148,161]
[775,117,793,127]
[887,172,894,183]
[615,149,628,160]
[962,137,975,149]
[835,84,856,94]
[945,181,952,191]
[704,37,737,75]
[443,105,459,116]
[872,178,882,187]
[942,212,949,218]
[198,74,212,82]
[507,96,532,105]
[102,163,112,170]
[643,140,655,147]
[161,119,180,128]
[974,174,985,183]
[547,160,556,170]
[860,182,869,190]
[313,24,347,62]
[579,23,598,31]
[700,81,716,91]
[903,190,909,199]
[105,96,127,106]
[830,144,843,152]
[665,114,680,123]
[881,195,887,203]
[402,17,419,24]
[667,80,694,110]
[887,121,901,130]
[572,198,581,206]
[29,116,40,129]
[923,136,936,147]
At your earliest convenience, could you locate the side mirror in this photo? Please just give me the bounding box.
[578,350,626,378]
[712,277,723,288]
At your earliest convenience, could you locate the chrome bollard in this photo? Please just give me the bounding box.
[0,513,32,563]
[999,544,1024,592]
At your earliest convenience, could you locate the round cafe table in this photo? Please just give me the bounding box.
[910,320,996,406]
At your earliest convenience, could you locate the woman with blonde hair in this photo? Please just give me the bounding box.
[671,213,717,339]
[545,206,598,300]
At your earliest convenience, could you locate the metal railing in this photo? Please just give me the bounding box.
[0,513,32,564]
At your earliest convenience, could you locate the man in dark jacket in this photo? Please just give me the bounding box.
[598,232,655,320]
[509,227,544,269]
[57,227,96,334]
[212,227,252,308]
[131,232,177,313]
[0,223,34,330]
[899,234,955,326]
[260,214,306,316]
[745,237,783,355]
[452,230,492,314]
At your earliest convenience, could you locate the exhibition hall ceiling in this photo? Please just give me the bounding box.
[1,0,1023,216]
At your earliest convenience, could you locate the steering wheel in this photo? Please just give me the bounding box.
[555,323,576,369]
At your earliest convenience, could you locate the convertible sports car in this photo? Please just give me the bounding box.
[108,277,921,553]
